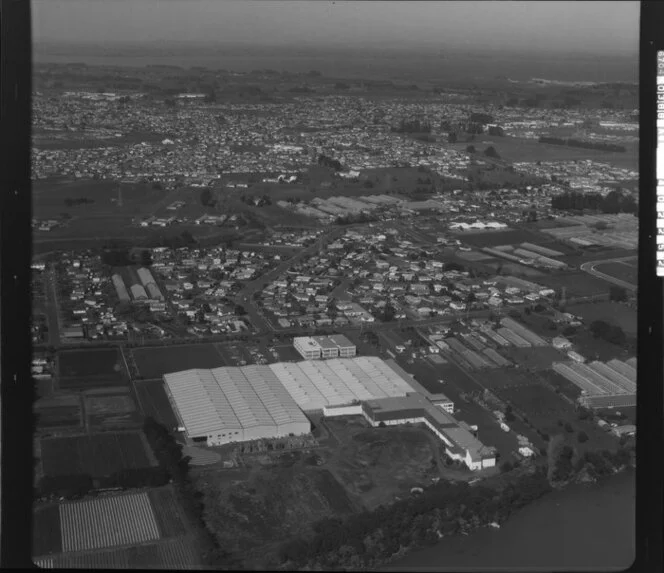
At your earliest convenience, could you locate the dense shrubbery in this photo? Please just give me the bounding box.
[539,136,626,153]
[277,470,552,570]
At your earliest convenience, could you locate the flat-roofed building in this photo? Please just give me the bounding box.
[293,335,357,360]
[163,366,311,446]
[361,393,495,471]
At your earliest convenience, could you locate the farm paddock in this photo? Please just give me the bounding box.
[131,344,226,379]
[58,348,127,390]
[40,432,154,478]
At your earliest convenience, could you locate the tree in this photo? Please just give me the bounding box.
[609,286,628,302]
[139,250,153,266]
[484,146,500,159]
[500,461,514,473]
[234,304,247,316]
[577,431,588,443]
[564,422,574,433]
[466,145,476,154]
[200,188,213,206]
[447,132,458,144]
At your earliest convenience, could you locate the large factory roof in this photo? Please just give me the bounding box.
[267,356,415,411]
[163,366,308,438]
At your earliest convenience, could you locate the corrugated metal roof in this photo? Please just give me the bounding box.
[164,367,308,438]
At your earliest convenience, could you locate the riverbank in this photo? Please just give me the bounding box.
[382,469,635,571]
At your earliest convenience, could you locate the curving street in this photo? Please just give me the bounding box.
[580,256,637,292]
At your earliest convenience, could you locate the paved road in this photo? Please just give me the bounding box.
[44,265,61,347]
[580,257,637,292]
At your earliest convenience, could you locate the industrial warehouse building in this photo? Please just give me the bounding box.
[163,357,493,470]
[293,335,356,360]
[552,358,636,409]
[163,365,311,446]
[362,393,496,471]
[269,356,414,412]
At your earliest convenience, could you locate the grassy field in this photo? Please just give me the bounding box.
[458,136,638,170]
[593,261,638,286]
[573,302,637,335]
[85,394,143,430]
[131,344,227,379]
[455,229,546,248]
[33,504,63,557]
[58,348,127,390]
[133,379,179,429]
[501,346,565,371]
[536,271,612,297]
[40,432,154,478]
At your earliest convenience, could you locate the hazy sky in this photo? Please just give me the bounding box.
[33,1,639,55]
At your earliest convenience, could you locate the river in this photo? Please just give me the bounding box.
[382,470,635,572]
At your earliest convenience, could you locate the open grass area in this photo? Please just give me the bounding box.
[58,348,127,390]
[131,344,226,379]
[593,261,638,286]
[573,302,637,335]
[464,136,638,170]
[40,432,154,478]
[455,229,545,248]
[133,379,179,429]
[501,346,565,371]
[536,271,612,297]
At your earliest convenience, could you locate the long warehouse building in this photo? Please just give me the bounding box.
[163,366,311,446]
[111,274,130,302]
[137,267,164,301]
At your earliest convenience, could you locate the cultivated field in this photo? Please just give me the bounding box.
[131,344,226,379]
[85,394,143,430]
[573,302,637,335]
[58,348,127,390]
[133,379,179,429]
[59,492,160,552]
[147,487,188,539]
[34,394,83,430]
[40,432,154,478]
[35,536,200,569]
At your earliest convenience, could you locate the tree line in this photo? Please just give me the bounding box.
[391,119,432,134]
[539,136,626,153]
[551,190,637,214]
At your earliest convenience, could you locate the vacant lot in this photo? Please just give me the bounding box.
[34,394,83,430]
[85,394,142,430]
[131,344,226,379]
[573,302,637,335]
[40,432,154,478]
[198,462,355,560]
[133,379,179,429]
[58,349,127,390]
[324,421,441,510]
[33,504,63,557]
